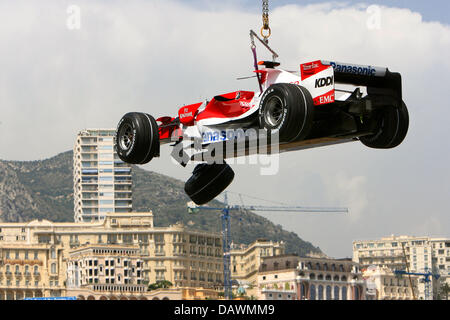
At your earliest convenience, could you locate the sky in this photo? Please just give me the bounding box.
[189,0,450,24]
[0,0,449,258]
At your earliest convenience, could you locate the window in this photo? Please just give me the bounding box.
[318,285,324,300]
[342,287,347,300]
[334,286,340,300]
[326,286,332,300]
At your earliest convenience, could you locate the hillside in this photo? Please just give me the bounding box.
[0,151,323,256]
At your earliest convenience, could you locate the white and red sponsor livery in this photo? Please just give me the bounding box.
[159,60,337,142]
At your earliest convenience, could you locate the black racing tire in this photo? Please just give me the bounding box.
[259,83,315,143]
[360,101,409,149]
[184,163,235,205]
[116,112,160,164]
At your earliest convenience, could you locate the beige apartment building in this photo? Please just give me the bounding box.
[363,265,419,300]
[73,129,133,222]
[0,212,223,300]
[353,235,450,299]
[230,239,285,296]
[65,244,218,300]
[257,255,365,300]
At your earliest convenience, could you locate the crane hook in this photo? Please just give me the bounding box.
[261,0,271,43]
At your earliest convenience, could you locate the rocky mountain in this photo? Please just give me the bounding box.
[0,151,323,256]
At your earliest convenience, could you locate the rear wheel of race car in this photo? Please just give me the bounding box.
[360,101,409,149]
[259,83,315,143]
[116,112,160,164]
[184,163,235,205]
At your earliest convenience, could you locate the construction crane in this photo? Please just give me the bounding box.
[395,242,441,300]
[394,269,441,300]
[187,192,348,300]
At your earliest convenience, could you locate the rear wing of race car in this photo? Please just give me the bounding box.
[322,60,403,106]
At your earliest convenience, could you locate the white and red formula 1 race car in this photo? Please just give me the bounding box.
[115,59,409,205]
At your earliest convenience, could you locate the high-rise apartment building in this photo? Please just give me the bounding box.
[73,129,132,222]
[353,235,450,299]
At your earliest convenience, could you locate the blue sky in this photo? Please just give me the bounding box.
[188,0,450,25]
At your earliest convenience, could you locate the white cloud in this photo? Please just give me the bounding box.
[0,1,449,257]
[325,172,368,223]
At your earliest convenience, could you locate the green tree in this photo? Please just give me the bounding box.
[440,283,450,300]
[148,280,173,291]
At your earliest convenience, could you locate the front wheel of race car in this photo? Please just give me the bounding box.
[259,83,315,143]
[116,112,160,164]
[360,101,409,149]
[184,163,235,205]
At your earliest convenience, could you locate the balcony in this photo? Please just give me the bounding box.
[115,203,132,208]
[154,266,167,271]
[173,265,187,270]
[82,195,99,200]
